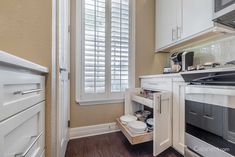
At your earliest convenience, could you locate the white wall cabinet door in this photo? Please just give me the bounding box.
[172,82,186,155]
[179,0,214,40]
[155,0,179,51]
[154,91,172,156]
[155,0,215,52]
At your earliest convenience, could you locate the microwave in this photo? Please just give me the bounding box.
[213,0,235,28]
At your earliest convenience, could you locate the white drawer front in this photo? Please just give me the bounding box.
[0,69,45,121]
[0,102,45,157]
[141,78,172,91]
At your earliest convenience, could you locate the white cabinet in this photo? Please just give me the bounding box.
[155,0,179,51]
[153,91,172,156]
[0,102,45,157]
[120,87,172,156]
[141,77,172,91]
[0,51,48,157]
[0,70,45,122]
[180,0,214,39]
[172,81,186,155]
[139,75,186,155]
[155,0,231,52]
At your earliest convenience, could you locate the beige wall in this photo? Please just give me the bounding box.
[70,0,168,128]
[0,0,52,157]
[70,0,124,127]
[135,0,168,86]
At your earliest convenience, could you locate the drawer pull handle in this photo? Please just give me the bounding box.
[13,89,43,95]
[15,131,43,157]
[156,96,169,114]
[156,95,162,114]
[159,95,162,114]
[177,26,181,39]
[203,115,214,120]
[189,111,197,115]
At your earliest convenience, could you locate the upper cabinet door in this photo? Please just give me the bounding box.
[155,0,179,51]
[181,0,214,39]
[153,91,172,156]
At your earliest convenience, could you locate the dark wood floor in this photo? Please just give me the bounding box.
[65,131,183,157]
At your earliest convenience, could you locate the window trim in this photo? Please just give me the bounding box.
[76,0,135,105]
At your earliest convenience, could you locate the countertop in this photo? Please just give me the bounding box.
[139,66,235,79]
[139,73,181,79]
[0,50,48,74]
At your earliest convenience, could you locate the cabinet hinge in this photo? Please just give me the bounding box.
[68,25,71,33]
[68,120,71,127]
[68,72,71,80]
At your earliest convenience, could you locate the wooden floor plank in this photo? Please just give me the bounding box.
[65,131,183,157]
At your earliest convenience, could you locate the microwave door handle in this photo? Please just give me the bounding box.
[192,72,235,82]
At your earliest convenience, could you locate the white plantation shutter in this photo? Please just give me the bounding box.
[78,0,133,103]
[111,0,129,92]
[84,0,106,93]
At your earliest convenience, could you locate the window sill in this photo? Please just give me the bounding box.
[76,98,125,106]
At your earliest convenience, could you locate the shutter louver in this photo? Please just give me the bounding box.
[81,0,131,99]
[111,0,130,92]
[84,0,106,94]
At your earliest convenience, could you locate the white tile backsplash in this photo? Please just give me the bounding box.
[179,36,235,66]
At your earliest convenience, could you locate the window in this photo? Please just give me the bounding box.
[76,0,135,104]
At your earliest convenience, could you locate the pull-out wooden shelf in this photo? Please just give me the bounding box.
[132,95,153,108]
[116,118,153,145]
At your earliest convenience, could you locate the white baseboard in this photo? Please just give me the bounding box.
[69,122,120,140]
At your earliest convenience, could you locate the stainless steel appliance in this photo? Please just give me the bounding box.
[170,51,194,72]
[182,67,235,157]
[182,52,194,72]
[213,0,235,28]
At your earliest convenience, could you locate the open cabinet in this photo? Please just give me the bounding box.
[117,88,172,156]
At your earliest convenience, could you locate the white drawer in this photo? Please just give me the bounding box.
[141,78,172,91]
[0,69,45,121]
[0,102,45,157]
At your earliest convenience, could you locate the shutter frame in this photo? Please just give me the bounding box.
[111,0,130,92]
[77,0,133,104]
